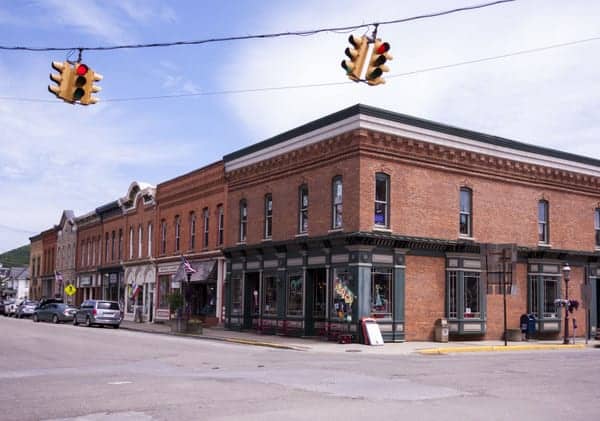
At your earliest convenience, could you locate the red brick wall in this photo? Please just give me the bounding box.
[156,161,226,258]
[404,255,446,341]
[225,155,361,247]
[359,156,599,252]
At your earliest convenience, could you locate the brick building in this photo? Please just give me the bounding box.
[223,104,599,342]
[120,182,157,322]
[74,210,103,305]
[28,234,43,300]
[154,162,227,325]
[40,227,57,299]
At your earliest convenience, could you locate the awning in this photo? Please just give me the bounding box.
[189,260,217,283]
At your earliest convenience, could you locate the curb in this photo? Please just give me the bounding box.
[418,343,586,355]
[120,324,306,351]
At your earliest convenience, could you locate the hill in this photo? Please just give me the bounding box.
[0,245,30,267]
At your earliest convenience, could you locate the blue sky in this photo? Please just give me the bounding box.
[1,0,599,253]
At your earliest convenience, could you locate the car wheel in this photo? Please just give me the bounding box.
[52,315,59,324]
[73,317,79,326]
[33,314,39,323]
[85,316,92,327]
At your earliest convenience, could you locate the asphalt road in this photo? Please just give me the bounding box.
[1,316,599,421]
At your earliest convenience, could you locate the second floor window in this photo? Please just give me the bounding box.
[129,226,134,259]
[239,200,247,242]
[538,200,549,243]
[264,194,273,239]
[190,212,196,250]
[160,220,167,254]
[203,208,210,248]
[175,216,181,252]
[105,233,109,263]
[332,176,343,229]
[595,209,600,248]
[374,173,389,227]
[148,223,152,257]
[459,188,472,237]
[138,225,143,258]
[299,185,308,234]
[118,229,123,260]
[217,205,224,245]
[111,231,115,261]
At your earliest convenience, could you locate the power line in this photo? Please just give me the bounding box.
[0,34,598,104]
[0,1,514,52]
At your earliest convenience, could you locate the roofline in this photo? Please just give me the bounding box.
[223,103,600,169]
[157,160,224,189]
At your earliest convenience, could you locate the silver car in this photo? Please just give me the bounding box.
[73,300,122,328]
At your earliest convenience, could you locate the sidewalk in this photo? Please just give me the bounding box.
[120,320,597,355]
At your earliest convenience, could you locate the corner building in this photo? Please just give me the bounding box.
[223,104,600,342]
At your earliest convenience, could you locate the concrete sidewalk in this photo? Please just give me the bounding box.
[120,320,597,355]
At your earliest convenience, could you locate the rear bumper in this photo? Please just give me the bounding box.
[92,317,121,326]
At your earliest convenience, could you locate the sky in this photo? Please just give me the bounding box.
[1,0,599,253]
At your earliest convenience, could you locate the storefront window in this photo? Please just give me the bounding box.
[158,275,170,309]
[231,275,242,315]
[464,273,480,318]
[331,268,354,321]
[263,274,277,315]
[287,272,304,316]
[529,274,559,318]
[313,276,327,318]
[371,267,392,319]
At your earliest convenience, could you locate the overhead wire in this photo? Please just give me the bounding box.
[0,1,514,52]
[0,34,598,104]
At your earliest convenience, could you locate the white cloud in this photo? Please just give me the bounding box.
[219,0,600,157]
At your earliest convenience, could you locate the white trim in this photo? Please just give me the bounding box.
[225,112,600,177]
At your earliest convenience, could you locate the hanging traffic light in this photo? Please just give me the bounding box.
[74,63,103,105]
[341,35,368,82]
[48,61,75,102]
[365,39,393,86]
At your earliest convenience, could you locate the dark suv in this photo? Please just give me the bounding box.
[74,300,122,328]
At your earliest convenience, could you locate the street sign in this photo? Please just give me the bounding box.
[64,284,77,296]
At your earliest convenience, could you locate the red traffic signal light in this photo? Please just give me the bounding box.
[366,39,393,86]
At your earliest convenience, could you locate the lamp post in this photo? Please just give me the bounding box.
[562,263,571,345]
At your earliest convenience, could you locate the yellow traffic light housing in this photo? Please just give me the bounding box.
[73,63,103,105]
[341,35,368,82]
[365,39,393,86]
[48,61,75,102]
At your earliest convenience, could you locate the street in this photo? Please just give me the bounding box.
[1,316,599,421]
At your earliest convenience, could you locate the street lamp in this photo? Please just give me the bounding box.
[562,263,571,344]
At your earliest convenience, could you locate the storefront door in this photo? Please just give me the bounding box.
[305,268,326,336]
[243,272,260,329]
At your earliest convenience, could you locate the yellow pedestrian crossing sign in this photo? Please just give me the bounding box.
[64,284,77,296]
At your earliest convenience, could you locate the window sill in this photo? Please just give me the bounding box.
[295,233,308,238]
[538,242,552,248]
[458,235,474,241]
[236,241,247,246]
[328,228,343,233]
[372,226,391,232]
[262,238,273,242]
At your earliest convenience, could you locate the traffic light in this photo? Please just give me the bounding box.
[365,39,393,86]
[73,63,103,105]
[48,61,75,102]
[341,35,368,82]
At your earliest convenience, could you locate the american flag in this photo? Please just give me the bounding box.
[182,255,196,274]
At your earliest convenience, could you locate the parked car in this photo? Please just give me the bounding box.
[16,300,39,318]
[73,300,122,328]
[4,299,17,317]
[32,302,77,323]
[0,300,6,315]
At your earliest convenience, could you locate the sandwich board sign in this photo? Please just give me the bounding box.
[361,317,384,346]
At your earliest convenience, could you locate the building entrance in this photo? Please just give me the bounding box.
[305,268,327,336]
[243,272,260,329]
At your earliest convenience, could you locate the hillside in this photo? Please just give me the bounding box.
[0,244,30,267]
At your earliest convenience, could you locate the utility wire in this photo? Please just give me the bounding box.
[0,34,598,104]
[0,1,514,52]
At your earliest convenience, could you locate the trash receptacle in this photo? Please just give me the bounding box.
[527,314,536,339]
[434,318,449,342]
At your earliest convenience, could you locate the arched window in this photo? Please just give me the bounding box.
[174,215,181,252]
[190,212,196,250]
